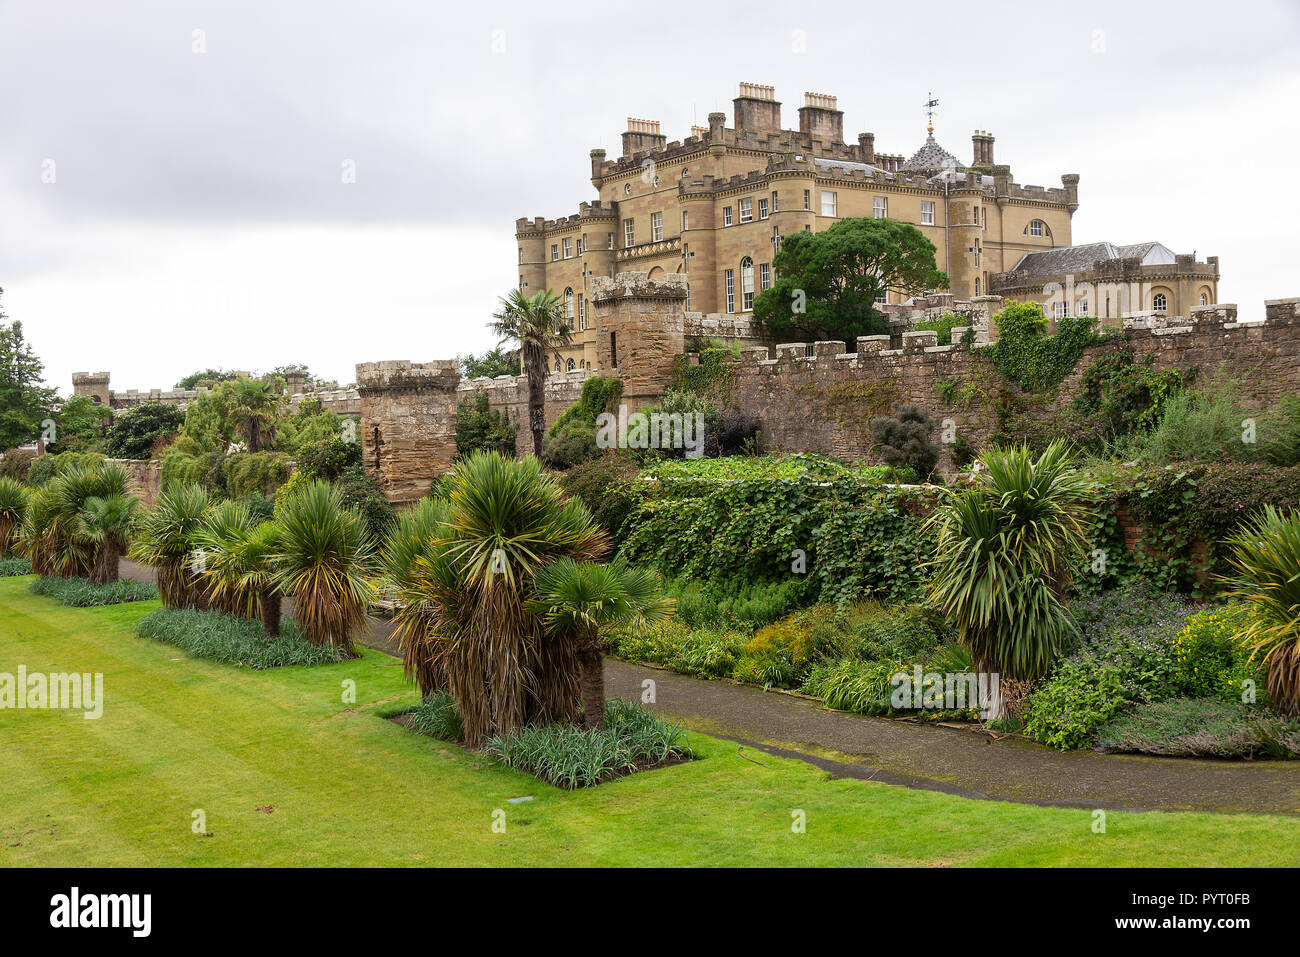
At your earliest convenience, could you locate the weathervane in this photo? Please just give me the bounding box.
[924,92,939,135]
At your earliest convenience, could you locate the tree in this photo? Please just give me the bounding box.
[529,558,673,729]
[48,396,112,454]
[924,442,1097,719]
[0,477,26,557]
[385,451,607,745]
[75,494,139,585]
[461,348,521,380]
[1222,506,1300,717]
[752,218,948,344]
[489,290,573,457]
[0,294,58,451]
[129,483,211,608]
[103,403,186,459]
[175,368,239,390]
[227,378,283,453]
[272,480,374,652]
[870,404,940,479]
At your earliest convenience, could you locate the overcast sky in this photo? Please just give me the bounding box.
[2,0,1298,394]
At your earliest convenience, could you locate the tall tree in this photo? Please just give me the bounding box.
[0,290,58,451]
[489,290,572,457]
[460,347,521,380]
[752,218,949,344]
[227,378,283,453]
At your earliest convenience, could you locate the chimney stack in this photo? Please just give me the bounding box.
[858,132,875,165]
[798,92,843,145]
[733,82,781,134]
[971,130,995,168]
[622,118,666,158]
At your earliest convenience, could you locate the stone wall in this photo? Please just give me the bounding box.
[457,368,590,433]
[111,458,163,508]
[728,298,1300,470]
[356,360,461,504]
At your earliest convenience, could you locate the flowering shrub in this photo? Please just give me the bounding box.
[1173,607,1262,702]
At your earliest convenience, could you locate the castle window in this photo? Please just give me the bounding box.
[578,293,585,330]
[771,190,779,212]
[566,359,575,371]
[607,233,614,249]
[725,269,735,313]
[651,211,663,242]
[563,237,573,258]
[740,197,753,223]
[653,175,660,187]
[555,358,562,373]
[518,247,524,263]
[760,262,771,291]
[625,183,632,194]
[772,227,782,254]
[975,278,980,296]
[873,196,887,219]
[1028,220,1045,237]
[564,287,574,320]
[1053,301,1069,319]
[803,189,810,210]
[820,191,837,217]
[759,198,769,220]
[682,210,689,231]
[1153,293,1168,312]
[740,258,755,311]
[921,201,935,225]
[724,206,733,227]
[551,244,559,261]
[581,233,587,253]
[1079,299,1089,315]
[623,218,635,247]
[1200,292,1209,306]
[685,282,691,310]
[610,332,617,368]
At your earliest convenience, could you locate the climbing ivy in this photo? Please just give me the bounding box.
[978,300,1107,393]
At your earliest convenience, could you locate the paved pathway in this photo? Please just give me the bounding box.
[119,559,1300,815]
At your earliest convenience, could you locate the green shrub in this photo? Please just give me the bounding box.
[1022,660,1128,750]
[548,376,623,436]
[823,601,954,663]
[557,454,639,540]
[1258,394,1300,466]
[1098,697,1300,758]
[0,556,32,576]
[1118,378,1255,464]
[29,575,157,606]
[103,403,185,459]
[481,699,692,790]
[666,626,748,678]
[137,608,351,668]
[664,576,811,630]
[403,692,464,741]
[540,420,598,470]
[295,435,361,481]
[455,390,516,458]
[1172,606,1262,702]
[609,618,688,666]
[801,657,905,714]
[0,448,36,483]
[334,464,394,540]
[913,312,968,347]
[222,451,293,498]
[27,452,105,487]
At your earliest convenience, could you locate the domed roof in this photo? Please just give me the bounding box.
[900,133,965,174]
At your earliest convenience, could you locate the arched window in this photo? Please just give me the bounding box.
[563,287,574,320]
[740,257,755,311]
[566,359,575,371]
[1199,292,1209,306]
[1153,293,1168,312]
[1027,220,1045,237]
[555,358,562,373]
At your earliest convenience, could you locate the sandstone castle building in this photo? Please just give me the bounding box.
[518,82,1217,370]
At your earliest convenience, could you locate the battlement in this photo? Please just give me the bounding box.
[590,271,689,302]
[355,359,461,393]
[515,201,618,237]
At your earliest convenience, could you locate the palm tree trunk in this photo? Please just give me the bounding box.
[93,543,120,585]
[970,649,1006,723]
[580,651,606,730]
[259,588,281,637]
[524,343,546,457]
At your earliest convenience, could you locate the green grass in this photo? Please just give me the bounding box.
[3,574,1300,866]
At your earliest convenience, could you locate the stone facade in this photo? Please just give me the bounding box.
[70,370,361,417]
[356,360,461,505]
[518,81,1084,370]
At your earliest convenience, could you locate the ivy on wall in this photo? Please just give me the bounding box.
[977,301,1108,393]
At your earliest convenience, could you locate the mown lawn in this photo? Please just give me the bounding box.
[2,575,1298,867]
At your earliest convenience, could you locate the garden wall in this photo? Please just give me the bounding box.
[728,298,1300,470]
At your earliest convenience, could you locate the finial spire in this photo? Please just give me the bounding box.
[924,92,939,135]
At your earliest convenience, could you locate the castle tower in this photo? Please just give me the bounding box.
[72,371,112,407]
[591,272,689,411]
[355,359,461,504]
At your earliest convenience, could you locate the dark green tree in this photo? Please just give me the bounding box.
[0,293,58,451]
[175,368,240,390]
[753,218,948,344]
[460,348,521,380]
[49,395,113,453]
[104,403,186,459]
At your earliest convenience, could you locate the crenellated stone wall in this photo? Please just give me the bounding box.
[356,360,461,504]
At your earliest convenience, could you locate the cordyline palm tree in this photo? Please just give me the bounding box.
[382,496,455,694]
[76,495,139,585]
[193,499,258,615]
[228,377,282,453]
[16,485,59,576]
[0,476,26,558]
[528,558,674,729]
[389,451,607,746]
[489,289,573,457]
[1221,506,1300,717]
[240,521,286,637]
[924,441,1097,719]
[129,483,211,608]
[272,479,374,652]
[46,462,132,579]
